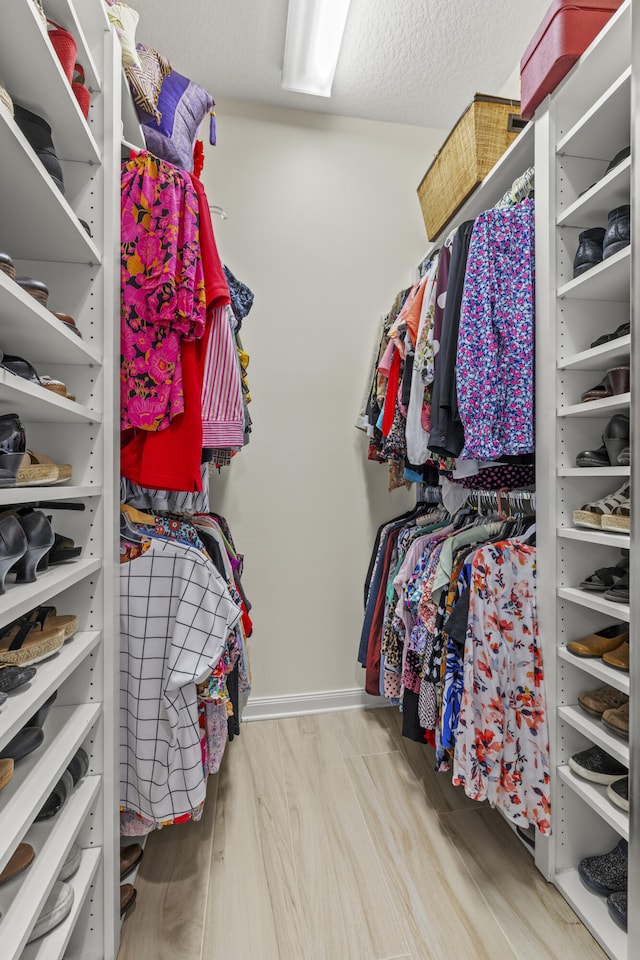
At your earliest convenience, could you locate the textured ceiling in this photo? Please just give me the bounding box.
[129,0,550,128]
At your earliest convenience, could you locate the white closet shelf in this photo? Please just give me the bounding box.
[558,647,630,697]
[552,0,630,130]
[558,587,630,622]
[0,632,101,753]
[557,157,631,228]
[558,764,628,840]
[0,1,100,164]
[0,558,102,632]
[558,393,630,418]
[559,335,631,372]
[121,69,146,151]
[0,270,101,366]
[557,67,631,160]
[0,775,100,960]
[559,704,629,766]
[558,467,630,477]
[558,527,630,549]
[0,103,101,265]
[0,703,100,876]
[0,370,101,424]
[555,868,628,959]
[557,246,630,302]
[21,846,101,960]
[419,121,534,255]
[45,0,102,92]
[0,485,102,507]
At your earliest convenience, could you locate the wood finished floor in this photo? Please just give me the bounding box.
[117,708,606,960]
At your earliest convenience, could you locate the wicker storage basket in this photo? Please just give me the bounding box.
[417,94,524,241]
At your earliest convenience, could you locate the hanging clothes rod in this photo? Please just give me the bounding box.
[475,488,536,517]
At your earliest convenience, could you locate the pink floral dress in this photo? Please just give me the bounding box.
[121,153,206,431]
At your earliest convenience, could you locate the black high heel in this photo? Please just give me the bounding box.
[604,414,630,466]
[11,511,54,584]
[0,414,26,488]
[0,517,27,594]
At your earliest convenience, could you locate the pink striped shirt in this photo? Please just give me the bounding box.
[201,305,244,447]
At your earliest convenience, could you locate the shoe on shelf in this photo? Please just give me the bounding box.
[0,842,35,885]
[10,509,54,584]
[0,413,26,488]
[0,516,28,593]
[573,226,606,277]
[58,843,81,882]
[13,104,65,195]
[575,413,629,468]
[608,891,628,930]
[607,776,629,812]
[601,700,629,738]
[0,758,13,790]
[0,354,69,398]
[26,881,74,943]
[16,450,72,487]
[578,838,627,895]
[566,624,628,658]
[581,366,630,402]
[0,663,37,693]
[603,572,630,603]
[617,445,630,466]
[573,482,630,530]
[577,685,628,717]
[591,322,630,349]
[602,204,630,260]
[120,883,137,919]
[51,311,83,339]
[0,253,15,281]
[0,617,64,666]
[36,768,74,821]
[0,724,44,762]
[28,691,57,729]
[38,529,82,571]
[568,745,627,784]
[15,276,49,307]
[23,605,78,639]
[120,843,143,881]
[602,640,630,671]
[579,556,628,592]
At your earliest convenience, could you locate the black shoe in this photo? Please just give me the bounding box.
[13,105,65,194]
[573,227,606,277]
[603,204,630,260]
[0,664,36,693]
[608,891,628,930]
[579,839,627,895]
[10,511,54,584]
[591,322,631,349]
[0,517,28,594]
[607,776,629,812]
[0,414,26,487]
[576,413,629,467]
[568,745,627,784]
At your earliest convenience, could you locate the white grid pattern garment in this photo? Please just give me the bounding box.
[120,538,241,823]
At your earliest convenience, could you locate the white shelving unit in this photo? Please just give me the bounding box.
[0,3,119,959]
[535,3,634,957]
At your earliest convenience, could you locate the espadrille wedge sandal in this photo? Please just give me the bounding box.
[573,482,630,529]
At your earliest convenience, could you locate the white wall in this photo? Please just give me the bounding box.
[203,100,444,701]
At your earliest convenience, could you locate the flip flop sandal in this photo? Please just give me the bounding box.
[16,450,72,487]
[0,843,35,885]
[36,768,74,821]
[0,725,44,762]
[591,322,631,349]
[0,663,36,692]
[579,560,629,592]
[0,758,13,789]
[573,482,630,528]
[0,355,69,399]
[58,842,81,881]
[603,573,630,603]
[601,500,631,532]
[27,880,74,943]
[24,605,78,640]
[0,618,65,665]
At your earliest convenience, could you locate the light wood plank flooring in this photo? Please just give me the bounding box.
[118,708,607,960]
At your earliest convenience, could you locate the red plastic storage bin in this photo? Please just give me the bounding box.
[520,0,624,120]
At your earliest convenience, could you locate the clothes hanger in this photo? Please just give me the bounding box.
[120,503,155,525]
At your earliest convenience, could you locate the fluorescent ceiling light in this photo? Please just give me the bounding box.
[281,0,353,97]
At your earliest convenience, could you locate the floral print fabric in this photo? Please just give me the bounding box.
[121,153,206,432]
[456,200,535,460]
[452,541,551,834]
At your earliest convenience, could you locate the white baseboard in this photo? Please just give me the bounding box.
[241,688,388,722]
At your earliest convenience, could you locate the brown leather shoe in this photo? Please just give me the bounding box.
[578,685,628,717]
[603,640,630,671]
[0,843,34,885]
[602,701,629,738]
[120,843,143,881]
[567,624,629,657]
[120,883,137,919]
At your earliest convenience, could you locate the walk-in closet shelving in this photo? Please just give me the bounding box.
[0,2,119,958]
[535,2,633,956]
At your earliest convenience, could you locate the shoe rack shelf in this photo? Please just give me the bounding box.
[0,1,119,958]
[535,4,634,951]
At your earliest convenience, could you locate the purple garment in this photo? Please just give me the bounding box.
[456,200,535,460]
